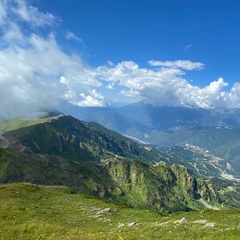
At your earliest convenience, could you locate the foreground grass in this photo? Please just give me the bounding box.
[0,183,240,240]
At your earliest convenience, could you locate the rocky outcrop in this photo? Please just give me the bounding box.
[104,159,220,212]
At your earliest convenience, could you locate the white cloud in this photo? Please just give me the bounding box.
[12,0,56,27]
[65,31,83,43]
[71,89,104,107]
[3,22,24,42]
[96,61,239,109]
[120,89,140,97]
[203,77,228,94]
[97,61,185,92]
[229,83,240,106]
[0,0,95,119]
[184,44,192,50]
[148,60,204,70]
[64,90,76,100]
[60,76,68,85]
[106,82,115,89]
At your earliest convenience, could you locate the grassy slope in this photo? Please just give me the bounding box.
[0,118,50,132]
[0,183,240,240]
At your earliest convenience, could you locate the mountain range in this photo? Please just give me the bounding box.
[1,113,240,213]
[60,101,240,175]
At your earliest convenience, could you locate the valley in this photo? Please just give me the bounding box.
[63,101,240,176]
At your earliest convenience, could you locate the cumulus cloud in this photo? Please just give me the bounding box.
[71,89,104,107]
[0,0,97,120]
[96,61,238,109]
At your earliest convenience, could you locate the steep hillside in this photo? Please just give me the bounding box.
[0,149,116,197]
[1,148,240,212]
[3,115,160,163]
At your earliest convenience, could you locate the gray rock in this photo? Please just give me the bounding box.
[174,217,187,225]
[202,223,216,229]
[102,219,112,223]
[117,223,125,228]
[128,222,136,227]
[179,217,187,225]
[192,220,208,224]
[96,208,111,215]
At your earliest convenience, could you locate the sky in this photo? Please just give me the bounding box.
[1,0,240,119]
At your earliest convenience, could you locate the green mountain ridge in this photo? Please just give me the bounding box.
[2,115,160,164]
[1,114,234,180]
[1,114,240,213]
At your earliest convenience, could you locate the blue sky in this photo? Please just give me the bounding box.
[39,0,240,84]
[1,0,240,119]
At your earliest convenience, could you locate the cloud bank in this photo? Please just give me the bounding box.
[96,61,236,109]
[1,0,240,120]
[0,0,96,119]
